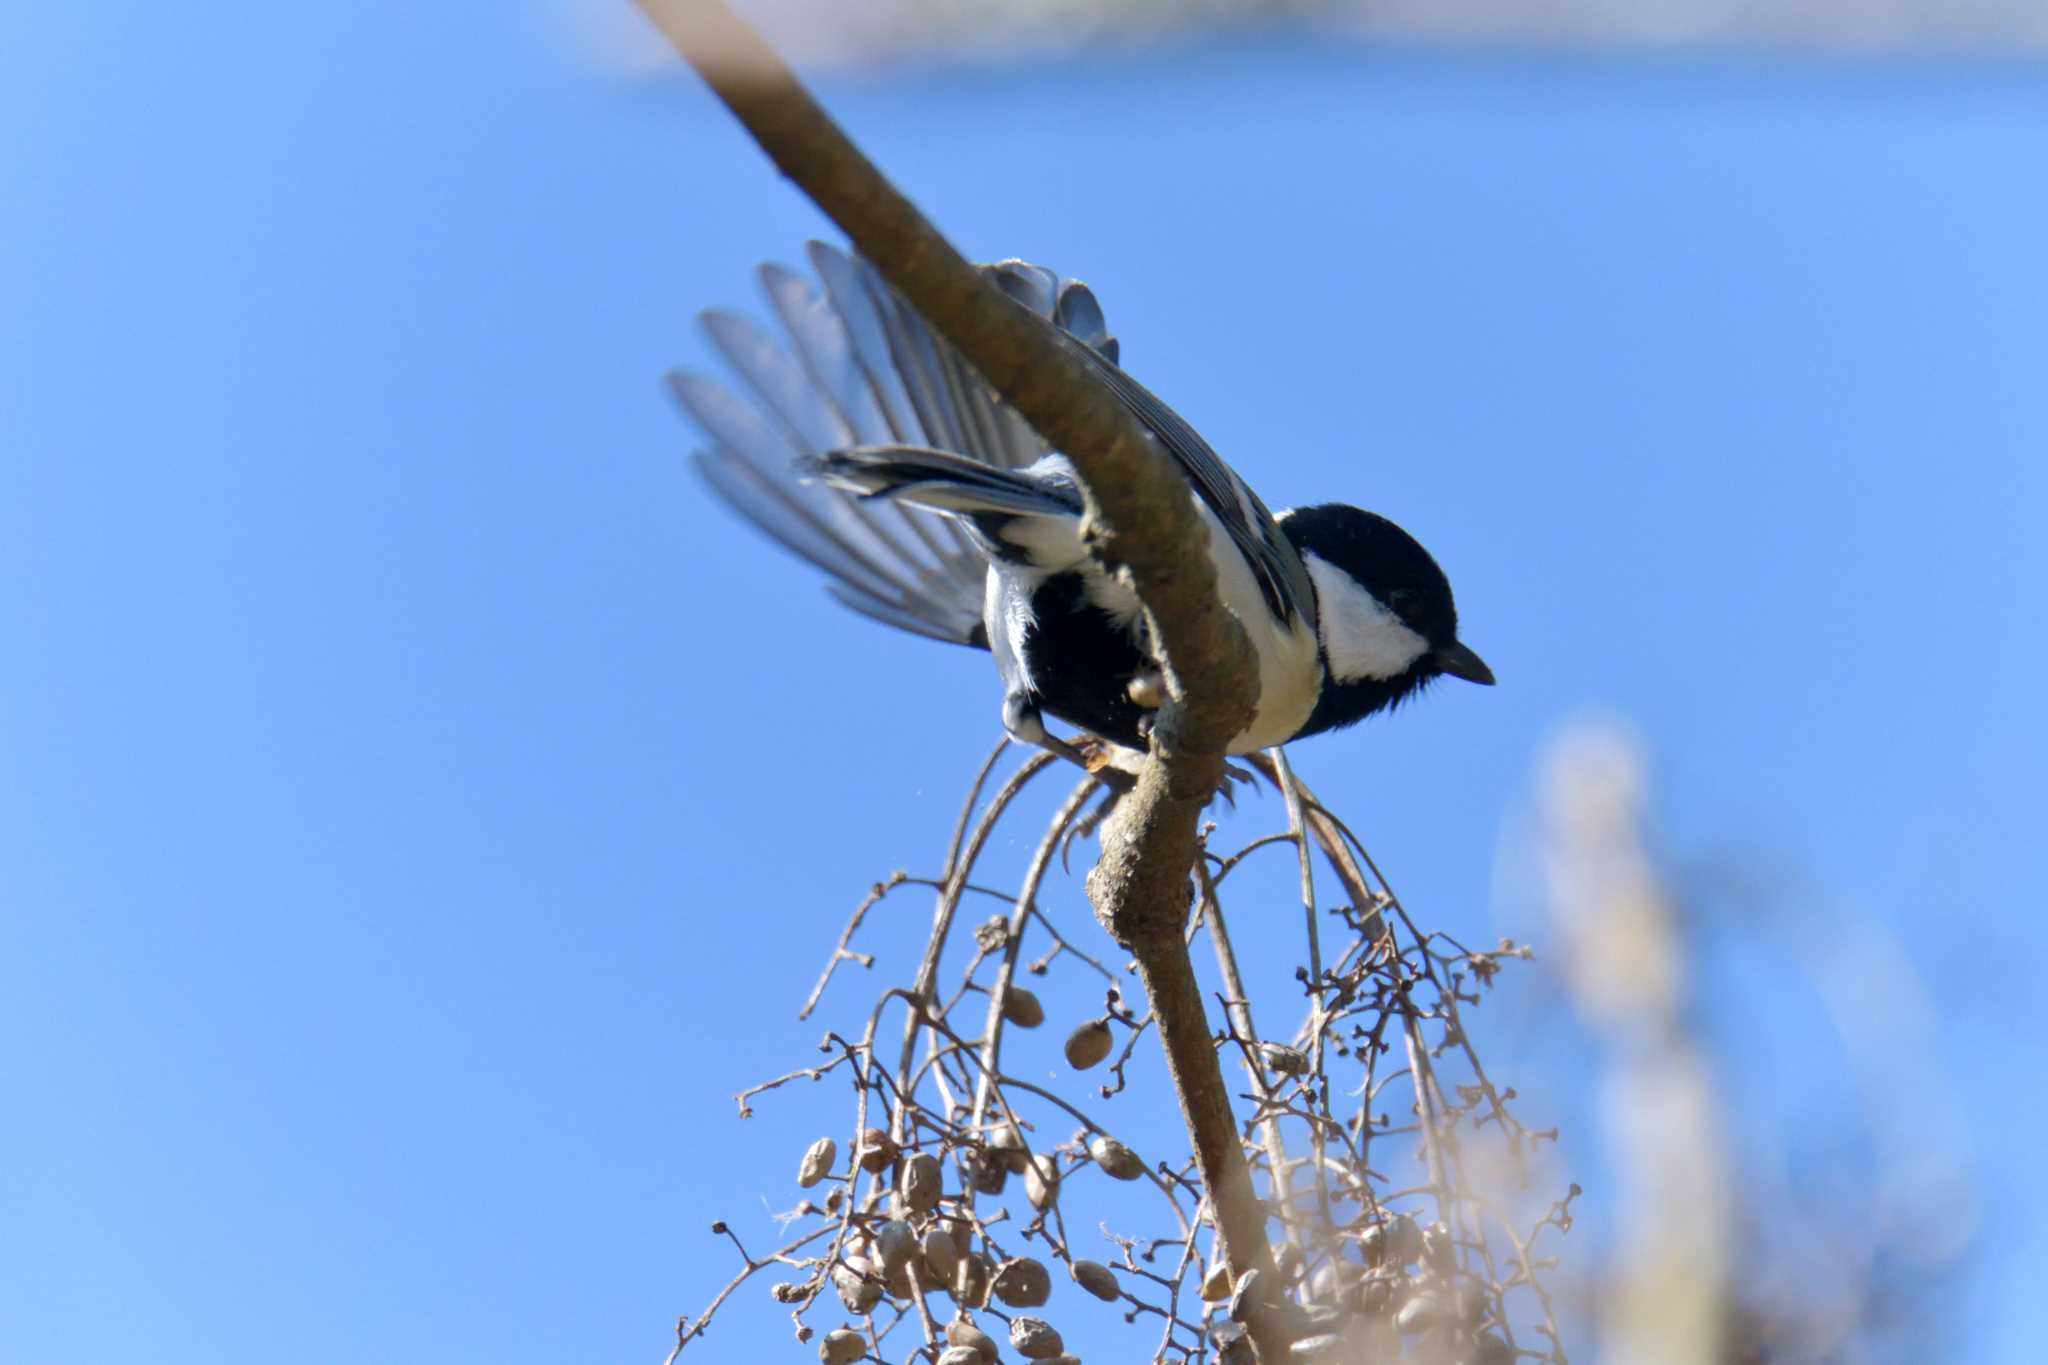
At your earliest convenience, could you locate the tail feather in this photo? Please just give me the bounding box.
[811,447,1082,521]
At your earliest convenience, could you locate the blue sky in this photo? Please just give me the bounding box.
[5,4,2044,1362]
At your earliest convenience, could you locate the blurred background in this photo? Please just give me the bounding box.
[5,1,2044,1361]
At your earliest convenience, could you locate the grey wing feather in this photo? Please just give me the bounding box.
[824,581,985,647]
[1066,344,1315,628]
[676,367,986,644]
[687,438,986,645]
[677,240,1312,649]
[678,250,1000,646]
[976,258,1311,626]
[678,242,1115,649]
[757,256,982,581]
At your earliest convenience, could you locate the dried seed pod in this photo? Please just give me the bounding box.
[832,1257,882,1314]
[1227,1267,1265,1324]
[1298,1301,1345,1332]
[1025,1154,1061,1209]
[990,1256,1051,1308]
[1394,1292,1447,1335]
[855,1128,897,1174]
[818,1327,866,1364]
[988,1122,1031,1174]
[1258,1042,1309,1076]
[1088,1133,1146,1181]
[1422,1221,1456,1274]
[1452,1276,1489,1327]
[1200,1261,1233,1302]
[1473,1331,1515,1364]
[771,1280,810,1304]
[958,1147,1006,1196]
[921,1224,961,1281]
[1387,1214,1424,1267]
[1213,1320,1256,1365]
[899,1153,943,1214]
[1307,1256,1362,1302]
[945,1315,998,1361]
[1063,1017,1114,1070]
[1358,1213,1423,1268]
[797,1136,837,1189]
[1008,1316,1065,1359]
[1351,1272,1400,1316]
[1071,1259,1120,1302]
[872,1219,916,1272]
[1354,1220,1389,1267]
[880,1253,915,1301]
[935,1350,982,1365]
[1000,985,1045,1028]
[950,1251,992,1308]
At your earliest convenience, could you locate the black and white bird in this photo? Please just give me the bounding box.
[673,243,1492,763]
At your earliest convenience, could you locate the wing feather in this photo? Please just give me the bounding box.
[676,241,1316,652]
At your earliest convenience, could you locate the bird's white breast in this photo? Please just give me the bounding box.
[1200,505,1322,753]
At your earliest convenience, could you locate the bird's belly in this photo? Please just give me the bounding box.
[1016,574,1152,749]
[1005,570,1322,755]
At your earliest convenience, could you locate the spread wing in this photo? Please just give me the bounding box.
[672,242,1314,647]
[1060,342,1314,627]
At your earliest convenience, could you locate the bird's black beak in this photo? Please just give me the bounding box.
[1433,641,1495,686]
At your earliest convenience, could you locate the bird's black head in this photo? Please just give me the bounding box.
[1278,504,1494,740]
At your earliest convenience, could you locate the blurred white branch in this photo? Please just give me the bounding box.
[1540,719,1728,1365]
[1531,715,1978,1361]
[565,0,2048,72]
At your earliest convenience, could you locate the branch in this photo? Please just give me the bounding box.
[634,0,1254,759]
[636,0,1282,1352]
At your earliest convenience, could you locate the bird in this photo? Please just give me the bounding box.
[671,242,1492,766]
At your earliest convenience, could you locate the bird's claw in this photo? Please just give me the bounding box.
[1126,669,1166,710]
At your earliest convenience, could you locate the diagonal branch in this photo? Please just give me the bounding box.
[633,0,1254,760]
[636,0,1283,1354]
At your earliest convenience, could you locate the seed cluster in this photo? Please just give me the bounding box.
[669,745,1574,1363]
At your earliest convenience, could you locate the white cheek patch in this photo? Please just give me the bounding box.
[1303,552,1430,682]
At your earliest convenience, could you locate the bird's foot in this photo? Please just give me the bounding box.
[1215,760,1257,810]
[1005,692,1136,794]
[1126,668,1166,711]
